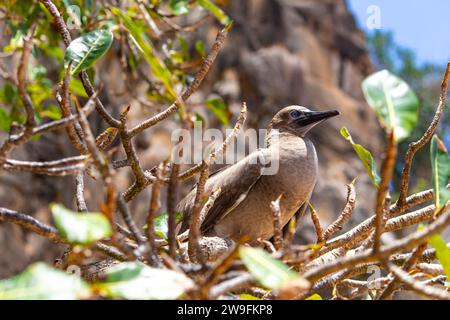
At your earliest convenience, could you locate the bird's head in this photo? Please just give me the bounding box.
[269,105,340,137]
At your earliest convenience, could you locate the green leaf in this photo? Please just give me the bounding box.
[144,212,182,240]
[111,8,176,99]
[362,70,419,143]
[305,293,322,300]
[0,108,11,132]
[206,97,230,126]
[169,0,189,15]
[341,127,381,188]
[195,40,205,57]
[431,135,450,211]
[429,234,450,280]
[40,105,62,120]
[69,78,89,98]
[98,262,194,300]
[51,204,112,245]
[64,29,113,75]
[0,263,89,300]
[239,247,300,290]
[198,0,231,25]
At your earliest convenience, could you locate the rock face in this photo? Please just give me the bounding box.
[0,0,384,276]
[207,0,383,242]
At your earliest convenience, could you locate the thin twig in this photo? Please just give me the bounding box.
[397,63,450,205]
[17,22,38,138]
[168,163,181,258]
[308,203,324,244]
[0,207,66,243]
[374,131,397,252]
[323,179,356,241]
[188,162,210,263]
[146,163,165,266]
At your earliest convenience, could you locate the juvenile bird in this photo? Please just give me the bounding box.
[178,106,339,245]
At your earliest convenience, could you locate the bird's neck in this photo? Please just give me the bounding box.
[265,129,305,148]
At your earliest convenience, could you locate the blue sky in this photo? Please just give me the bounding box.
[348,0,450,66]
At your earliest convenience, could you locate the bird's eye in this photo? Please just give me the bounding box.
[289,110,303,119]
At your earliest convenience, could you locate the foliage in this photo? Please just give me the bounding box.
[97,262,194,300]
[64,29,114,75]
[341,126,380,188]
[0,263,90,300]
[430,135,450,211]
[362,69,419,143]
[429,234,450,282]
[51,204,112,245]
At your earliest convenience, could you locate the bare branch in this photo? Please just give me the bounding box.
[0,207,65,243]
[379,243,427,299]
[323,180,356,241]
[308,203,324,244]
[17,22,38,137]
[56,66,86,153]
[188,162,210,263]
[374,131,397,252]
[397,63,450,205]
[304,206,450,282]
[386,262,450,300]
[320,192,434,256]
[146,163,165,266]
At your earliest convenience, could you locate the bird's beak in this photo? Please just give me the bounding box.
[297,110,340,126]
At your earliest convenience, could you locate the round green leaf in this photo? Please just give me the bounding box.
[362,70,419,142]
[98,262,194,300]
[0,263,89,300]
[51,204,112,245]
[64,29,113,75]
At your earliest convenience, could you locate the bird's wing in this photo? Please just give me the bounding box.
[178,149,269,234]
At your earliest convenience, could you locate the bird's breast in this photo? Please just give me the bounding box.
[275,137,318,192]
